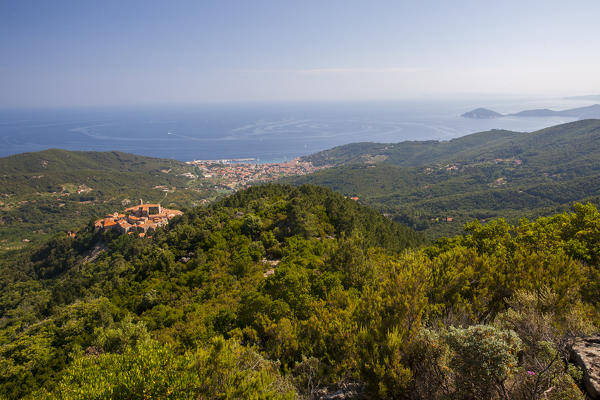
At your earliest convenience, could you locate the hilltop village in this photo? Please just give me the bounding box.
[187,158,328,189]
[89,159,330,240]
[94,201,183,237]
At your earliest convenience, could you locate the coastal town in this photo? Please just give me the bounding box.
[187,158,329,189]
[94,200,183,237]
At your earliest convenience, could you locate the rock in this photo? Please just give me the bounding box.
[263,268,275,277]
[571,336,600,399]
[85,346,104,357]
[314,382,364,399]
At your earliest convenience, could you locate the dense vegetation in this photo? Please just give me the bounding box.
[0,149,222,253]
[295,119,600,237]
[1,183,598,399]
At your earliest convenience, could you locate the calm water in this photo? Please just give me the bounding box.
[0,98,593,162]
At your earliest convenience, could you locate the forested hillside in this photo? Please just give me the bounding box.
[302,119,600,168]
[294,120,600,237]
[1,184,598,399]
[0,149,219,253]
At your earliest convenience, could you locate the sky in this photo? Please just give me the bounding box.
[1,0,600,107]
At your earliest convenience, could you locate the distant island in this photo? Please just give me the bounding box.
[460,108,504,119]
[461,103,600,119]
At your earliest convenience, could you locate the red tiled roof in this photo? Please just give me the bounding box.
[97,204,181,233]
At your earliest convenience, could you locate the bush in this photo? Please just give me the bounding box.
[404,325,522,400]
[33,338,296,400]
[443,325,522,400]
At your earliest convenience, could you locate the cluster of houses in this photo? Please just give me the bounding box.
[94,200,183,237]
[187,158,326,189]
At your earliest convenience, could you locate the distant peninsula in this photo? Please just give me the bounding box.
[564,95,600,101]
[461,104,600,119]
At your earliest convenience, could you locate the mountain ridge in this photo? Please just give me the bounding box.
[294,119,600,237]
[460,104,600,119]
[302,119,600,167]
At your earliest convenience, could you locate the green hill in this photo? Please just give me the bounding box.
[0,149,220,252]
[0,148,178,174]
[295,120,600,237]
[0,183,597,399]
[302,128,524,167]
[303,119,600,168]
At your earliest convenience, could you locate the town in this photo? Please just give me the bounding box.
[187,158,329,189]
[94,200,183,237]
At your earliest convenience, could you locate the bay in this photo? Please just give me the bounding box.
[0,97,592,162]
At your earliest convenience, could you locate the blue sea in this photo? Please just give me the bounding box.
[0,97,594,162]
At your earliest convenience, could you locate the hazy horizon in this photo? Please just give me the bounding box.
[2,1,600,108]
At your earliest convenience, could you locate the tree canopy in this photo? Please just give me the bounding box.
[0,184,598,399]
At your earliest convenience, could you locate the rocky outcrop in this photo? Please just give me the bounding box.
[571,336,600,399]
[314,382,365,399]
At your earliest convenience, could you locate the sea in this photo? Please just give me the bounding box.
[0,97,595,163]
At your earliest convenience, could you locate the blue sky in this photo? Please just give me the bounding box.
[1,0,600,107]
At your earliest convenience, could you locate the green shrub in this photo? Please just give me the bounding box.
[32,338,296,400]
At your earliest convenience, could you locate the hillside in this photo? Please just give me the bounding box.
[301,129,521,168]
[0,183,597,398]
[0,184,421,398]
[296,120,600,237]
[0,149,222,253]
[303,119,600,167]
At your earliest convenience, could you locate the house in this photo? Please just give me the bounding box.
[117,221,133,234]
[125,202,162,217]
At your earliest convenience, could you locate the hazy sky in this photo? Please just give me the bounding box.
[1,0,600,107]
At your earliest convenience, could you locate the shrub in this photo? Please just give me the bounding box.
[33,338,296,400]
